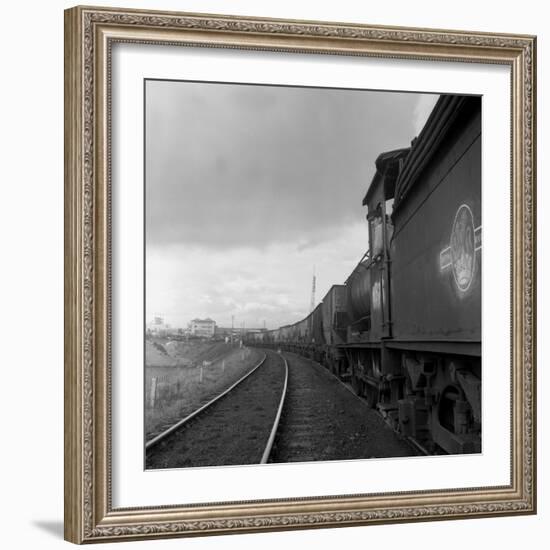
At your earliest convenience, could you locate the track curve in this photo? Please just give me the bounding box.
[146,351,287,469]
[268,352,416,463]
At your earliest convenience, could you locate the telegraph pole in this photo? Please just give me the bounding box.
[310,265,316,312]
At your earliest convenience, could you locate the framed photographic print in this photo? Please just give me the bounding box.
[64,5,537,544]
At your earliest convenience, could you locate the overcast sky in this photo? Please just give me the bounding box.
[146,80,438,329]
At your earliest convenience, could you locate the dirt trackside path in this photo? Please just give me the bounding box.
[269,352,416,463]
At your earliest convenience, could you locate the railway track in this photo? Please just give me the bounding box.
[268,352,416,463]
[146,351,288,469]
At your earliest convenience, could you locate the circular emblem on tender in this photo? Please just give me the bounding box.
[450,204,475,292]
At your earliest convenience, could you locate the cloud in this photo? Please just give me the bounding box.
[412,93,440,136]
[146,222,368,329]
[146,81,433,250]
[145,82,441,329]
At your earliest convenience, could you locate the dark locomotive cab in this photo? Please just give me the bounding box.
[345,96,481,455]
[344,149,409,410]
[389,95,482,454]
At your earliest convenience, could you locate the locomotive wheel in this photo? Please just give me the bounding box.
[351,375,361,396]
[364,383,378,408]
[438,385,465,434]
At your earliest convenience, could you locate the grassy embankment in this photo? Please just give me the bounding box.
[145,339,261,440]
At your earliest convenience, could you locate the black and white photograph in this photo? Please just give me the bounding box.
[143,81,482,470]
[56,2,539,545]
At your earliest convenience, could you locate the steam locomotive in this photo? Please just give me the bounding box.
[247,95,482,455]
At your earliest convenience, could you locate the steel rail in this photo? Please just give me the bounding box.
[405,435,431,456]
[145,353,267,450]
[260,353,289,464]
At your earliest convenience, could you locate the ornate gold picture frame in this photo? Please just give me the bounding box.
[64,5,536,544]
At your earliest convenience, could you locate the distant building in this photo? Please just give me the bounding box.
[215,326,236,338]
[215,326,266,339]
[189,318,216,338]
[147,315,171,337]
[246,328,268,334]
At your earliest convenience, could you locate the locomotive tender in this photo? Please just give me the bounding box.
[248,95,481,455]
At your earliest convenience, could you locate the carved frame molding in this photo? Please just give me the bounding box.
[64,5,536,544]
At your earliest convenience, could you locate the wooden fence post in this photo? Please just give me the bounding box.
[150,377,157,408]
